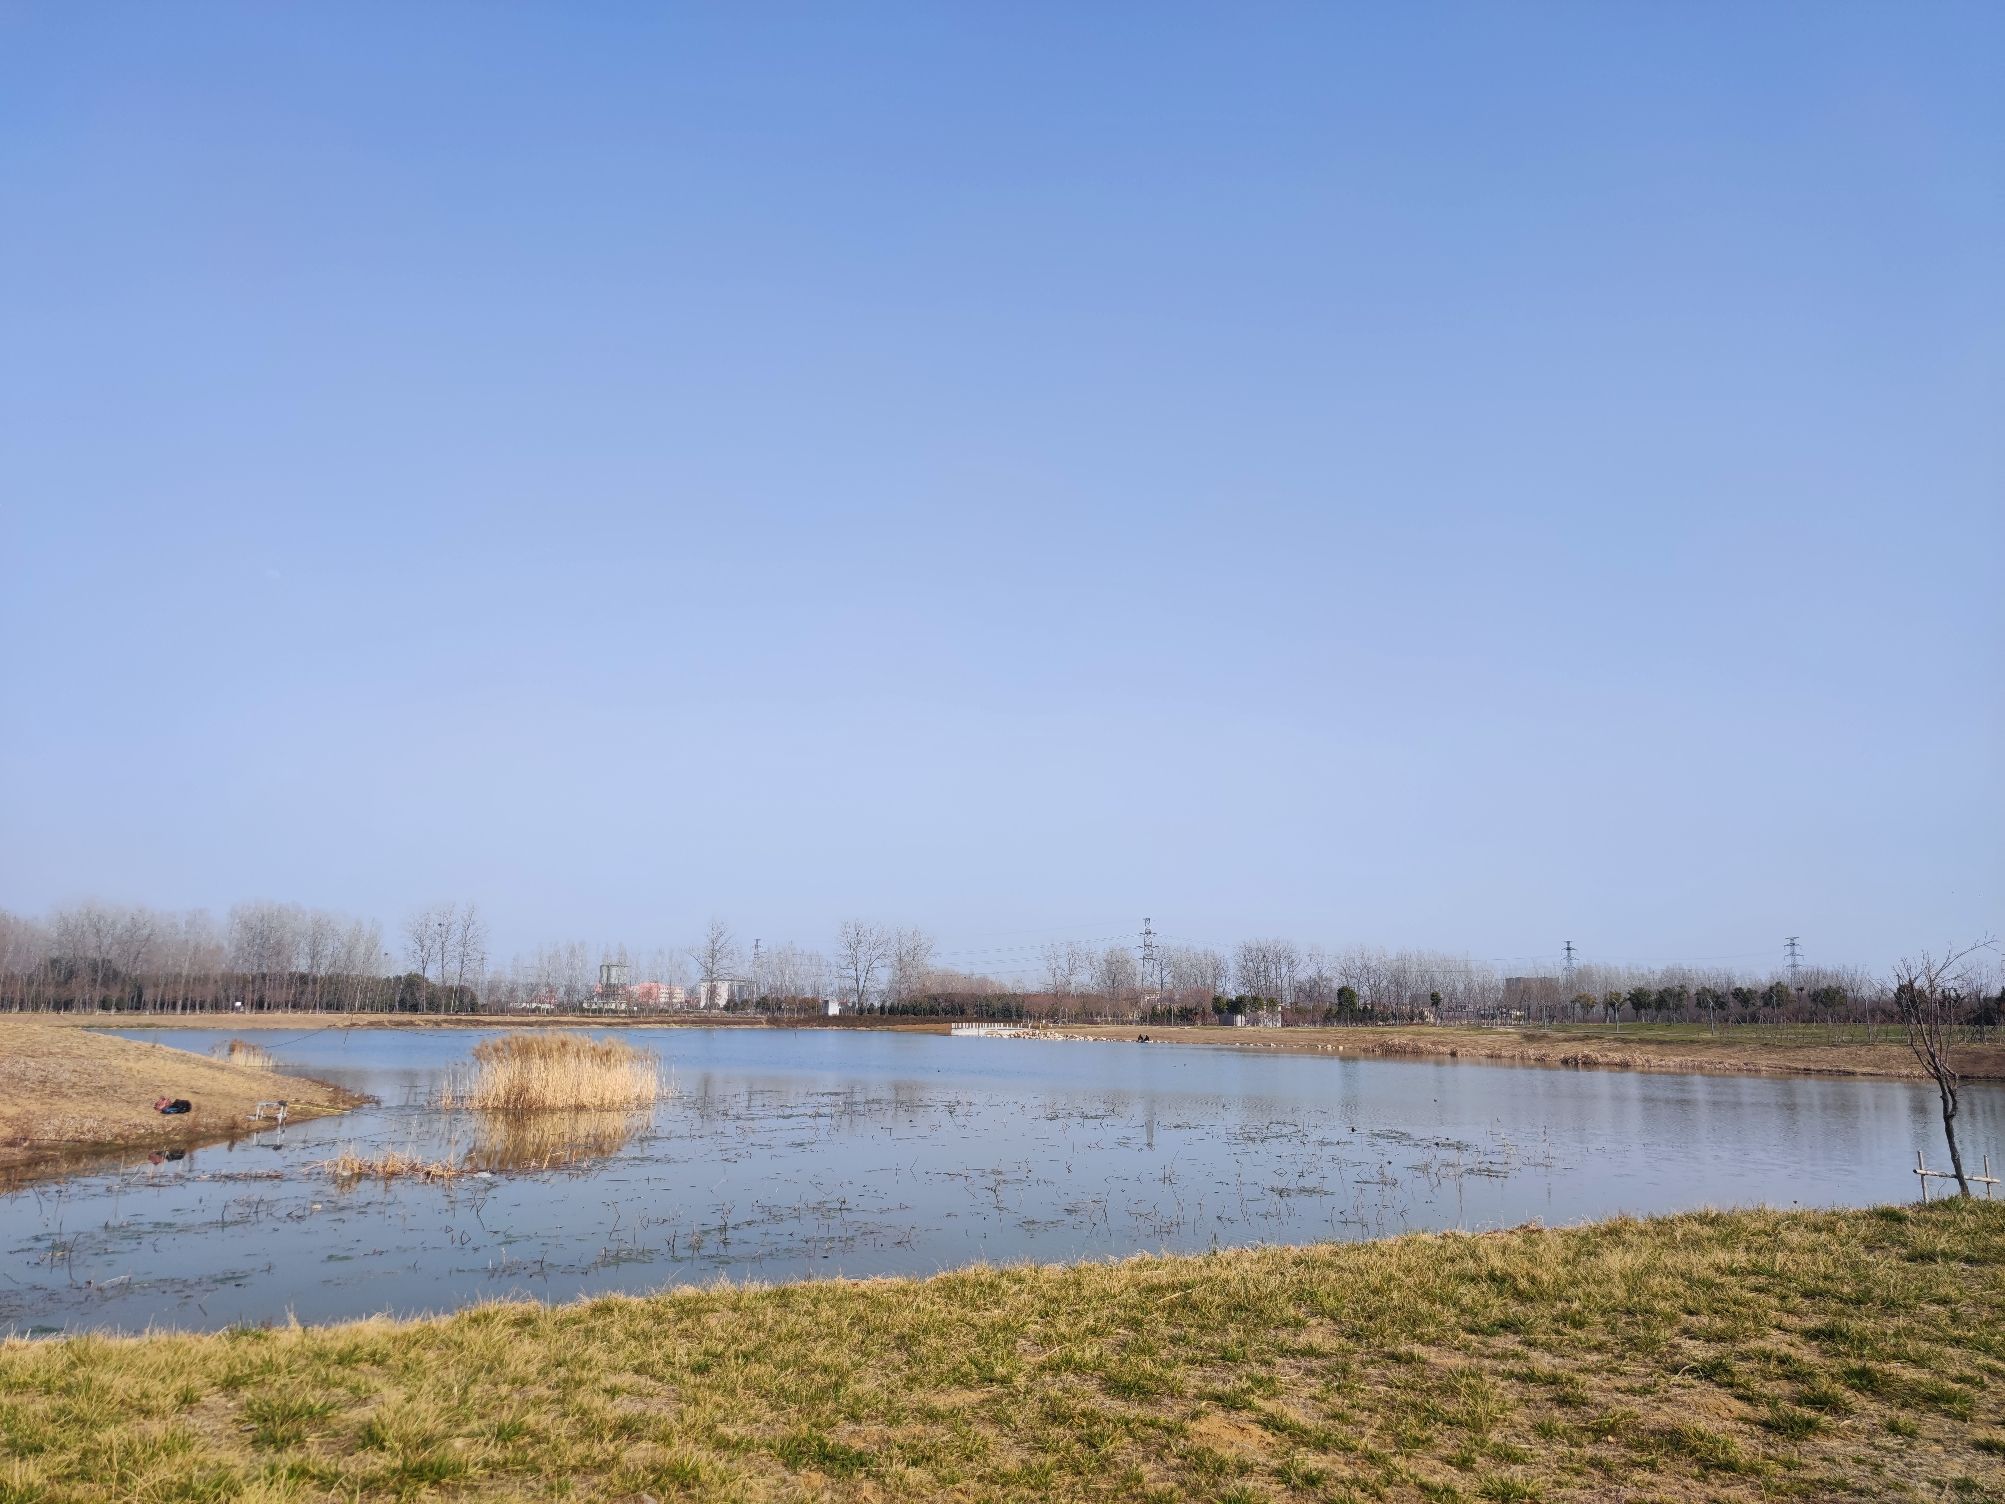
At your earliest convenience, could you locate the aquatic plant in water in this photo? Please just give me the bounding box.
[437,1031,661,1113]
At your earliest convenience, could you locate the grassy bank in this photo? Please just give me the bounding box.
[2,1204,2000,1502]
[1071,1022,2005,1082]
[0,1021,363,1185]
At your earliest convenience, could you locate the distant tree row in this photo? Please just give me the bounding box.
[0,900,480,1014]
[3,901,1997,1032]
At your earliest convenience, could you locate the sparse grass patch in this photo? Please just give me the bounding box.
[0,1202,2001,1500]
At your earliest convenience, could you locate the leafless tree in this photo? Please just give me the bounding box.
[1093,945,1138,1003]
[403,903,453,985]
[1041,942,1072,996]
[835,920,891,1013]
[231,900,306,1004]
[888,927,936,1006]
[1162,944,1226,999]
[300,912,338,1005]
[449,904,489,998]
[1234,938,1300,1003]
[765,943,830,1012]
[1040,940,1094,998]
[690,918,738,1001]
[1892,940,1993,1197]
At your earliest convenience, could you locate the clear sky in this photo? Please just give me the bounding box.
[2,5,1999,978]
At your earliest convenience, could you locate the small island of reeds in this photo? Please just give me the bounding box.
[438,1030,661,1113]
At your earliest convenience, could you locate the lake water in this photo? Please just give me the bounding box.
[2,1027,1998,1335]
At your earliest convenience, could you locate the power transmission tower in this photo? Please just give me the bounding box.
[1139,917,1159,997]
[1563,940,1577,989]
[751,938,762,1002]
[1785,936,1802,988]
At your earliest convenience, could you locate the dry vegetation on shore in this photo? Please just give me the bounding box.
[1072,1021,2005,1081]
[0,1021,362,1183]
[1,1202,2000,1502]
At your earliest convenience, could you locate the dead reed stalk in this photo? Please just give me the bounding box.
[437,1031,660,1113]
[314,1148,467,1182]
[221,1038,277,1072]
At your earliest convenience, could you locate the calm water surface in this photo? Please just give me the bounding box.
[2,1027,1998,1334]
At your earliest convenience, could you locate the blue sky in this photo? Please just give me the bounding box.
[2,5,1998,975]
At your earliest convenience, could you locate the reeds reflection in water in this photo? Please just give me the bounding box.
[462,1108,648,1173]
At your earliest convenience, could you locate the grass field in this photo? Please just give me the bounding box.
[0,1021,363,1184]
[0,1202,1999,1502]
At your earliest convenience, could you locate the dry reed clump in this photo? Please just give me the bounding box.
[314,1148,468,1183]
[438,1031,660,1112]
[220,1038,277,1072]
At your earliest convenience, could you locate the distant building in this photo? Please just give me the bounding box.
[595,960,631,1002]
[629,981,686,1010]
[694,979,731,1010]
[823,998,844,1017]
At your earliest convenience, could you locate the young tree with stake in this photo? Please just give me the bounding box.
[1892,940,1993,1197]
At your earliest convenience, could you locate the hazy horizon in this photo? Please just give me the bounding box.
[3,6,1999,975]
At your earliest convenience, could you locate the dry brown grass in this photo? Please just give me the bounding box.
[313,1148,469,1183]
[1071,1021,2005,1080]
[437,1030,661,1112]
[0,1202,1999,1501]
[0,1019,363,1184]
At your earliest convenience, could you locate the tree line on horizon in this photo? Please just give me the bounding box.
[0,900,1998,1033]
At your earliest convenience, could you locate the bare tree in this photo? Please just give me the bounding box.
[1040,940,1094,999]
[1162,944,1226,999]
[689,918,738,1004]
[232,901,305,1003]
[888,927,936,1007]
[403,903,452,987]
[301,909,339,1006]
[765,943,830,1013]
[1893,940,1993,1197]
[1234,937,1300,1004]
[1093,945,1138,1003]
[449,903,489,1001]
[835,920,891,1013]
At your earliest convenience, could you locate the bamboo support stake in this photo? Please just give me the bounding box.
[1915,1149,2001,1201]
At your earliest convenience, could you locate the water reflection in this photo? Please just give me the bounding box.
[0,1026,1996,1336]
[461,1110,645,1173]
